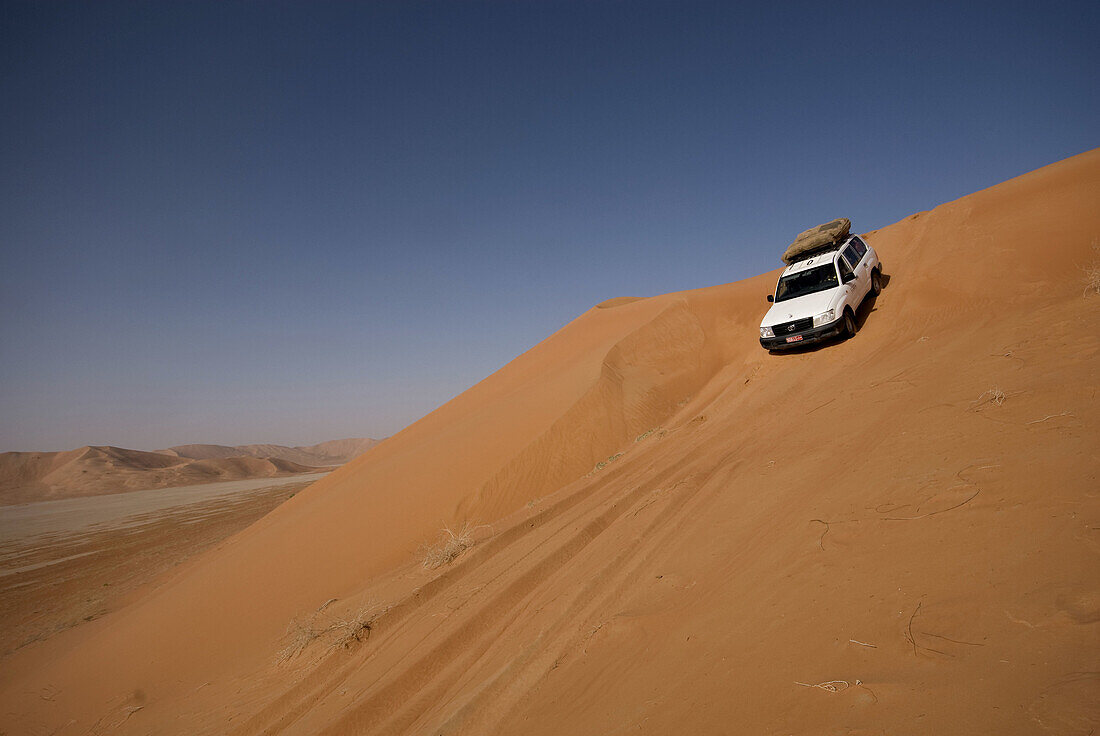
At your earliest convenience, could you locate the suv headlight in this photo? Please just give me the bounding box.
[760,326,774,338]
[812,309,835,327]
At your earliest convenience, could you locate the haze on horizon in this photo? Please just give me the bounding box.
[1,0,1096,453]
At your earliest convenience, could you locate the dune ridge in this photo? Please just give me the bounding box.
[462,298,722,520]
[1,149,1097,735]
[165,438,380,467]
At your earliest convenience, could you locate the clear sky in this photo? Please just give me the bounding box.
[1,0,1096,452]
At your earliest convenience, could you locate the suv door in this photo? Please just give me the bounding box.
[841,242,870,299]
[836,254,859,311]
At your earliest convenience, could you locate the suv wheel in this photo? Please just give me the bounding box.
[842,310,857,339]
[869,269,882,296]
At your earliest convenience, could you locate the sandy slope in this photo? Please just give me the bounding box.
[0,446,320,506]
[1,149,1097,735]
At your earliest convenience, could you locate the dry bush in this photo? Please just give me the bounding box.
[277,602,386,663]
[279,616,323,662]
[1085,262,1100,297]
[1084,239,1100,297]
[421,523,476,570]
[325,608,375,650]
[591,453,624,473]
[972,387,1007,408]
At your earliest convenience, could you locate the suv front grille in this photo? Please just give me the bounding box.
[773,317,814,335]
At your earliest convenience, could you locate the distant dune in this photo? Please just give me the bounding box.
[2,150,1097,734]
[0,438,379,506]
[165,437,380,467]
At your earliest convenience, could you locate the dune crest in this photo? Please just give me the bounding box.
[167,438,380,467]
[1,149,1097,735]
[464,299,719,520]
[595,296,646,309]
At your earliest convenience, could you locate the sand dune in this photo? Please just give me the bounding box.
[166,438,380,467]
[1,149,1097,734]
[0,440,376,506]
[0,446,319,506]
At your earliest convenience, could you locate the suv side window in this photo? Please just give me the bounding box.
[850,236,868,259]
[842,243,860,269]
[837,255,854,282]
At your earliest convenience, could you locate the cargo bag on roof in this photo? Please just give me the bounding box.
[782,217,851,264]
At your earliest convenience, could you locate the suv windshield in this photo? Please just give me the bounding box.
[775,264,839,302]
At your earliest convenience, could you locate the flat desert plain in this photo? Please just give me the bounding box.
[0,475,322,672]
[1,149,1097,735]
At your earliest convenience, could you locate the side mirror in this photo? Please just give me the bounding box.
[842,272,856,284]
[766,294,774,302]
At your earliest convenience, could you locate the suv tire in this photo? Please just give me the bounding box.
[842,309,857,339]
[869,269,882,297]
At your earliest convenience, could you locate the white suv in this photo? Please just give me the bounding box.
[759,235,882,350]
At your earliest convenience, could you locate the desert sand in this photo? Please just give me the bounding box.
[0,149,1097,735]
[0,438,378,506]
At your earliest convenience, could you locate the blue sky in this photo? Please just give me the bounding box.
[1,0,1096,452]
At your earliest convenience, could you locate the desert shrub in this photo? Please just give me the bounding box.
[591,453,624,474]
[277,603,385,662]
[974,388,1007,407]
[1085,262,1100,296]
[421,523,476,570]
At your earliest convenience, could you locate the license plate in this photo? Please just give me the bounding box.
[785,335,803,343]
